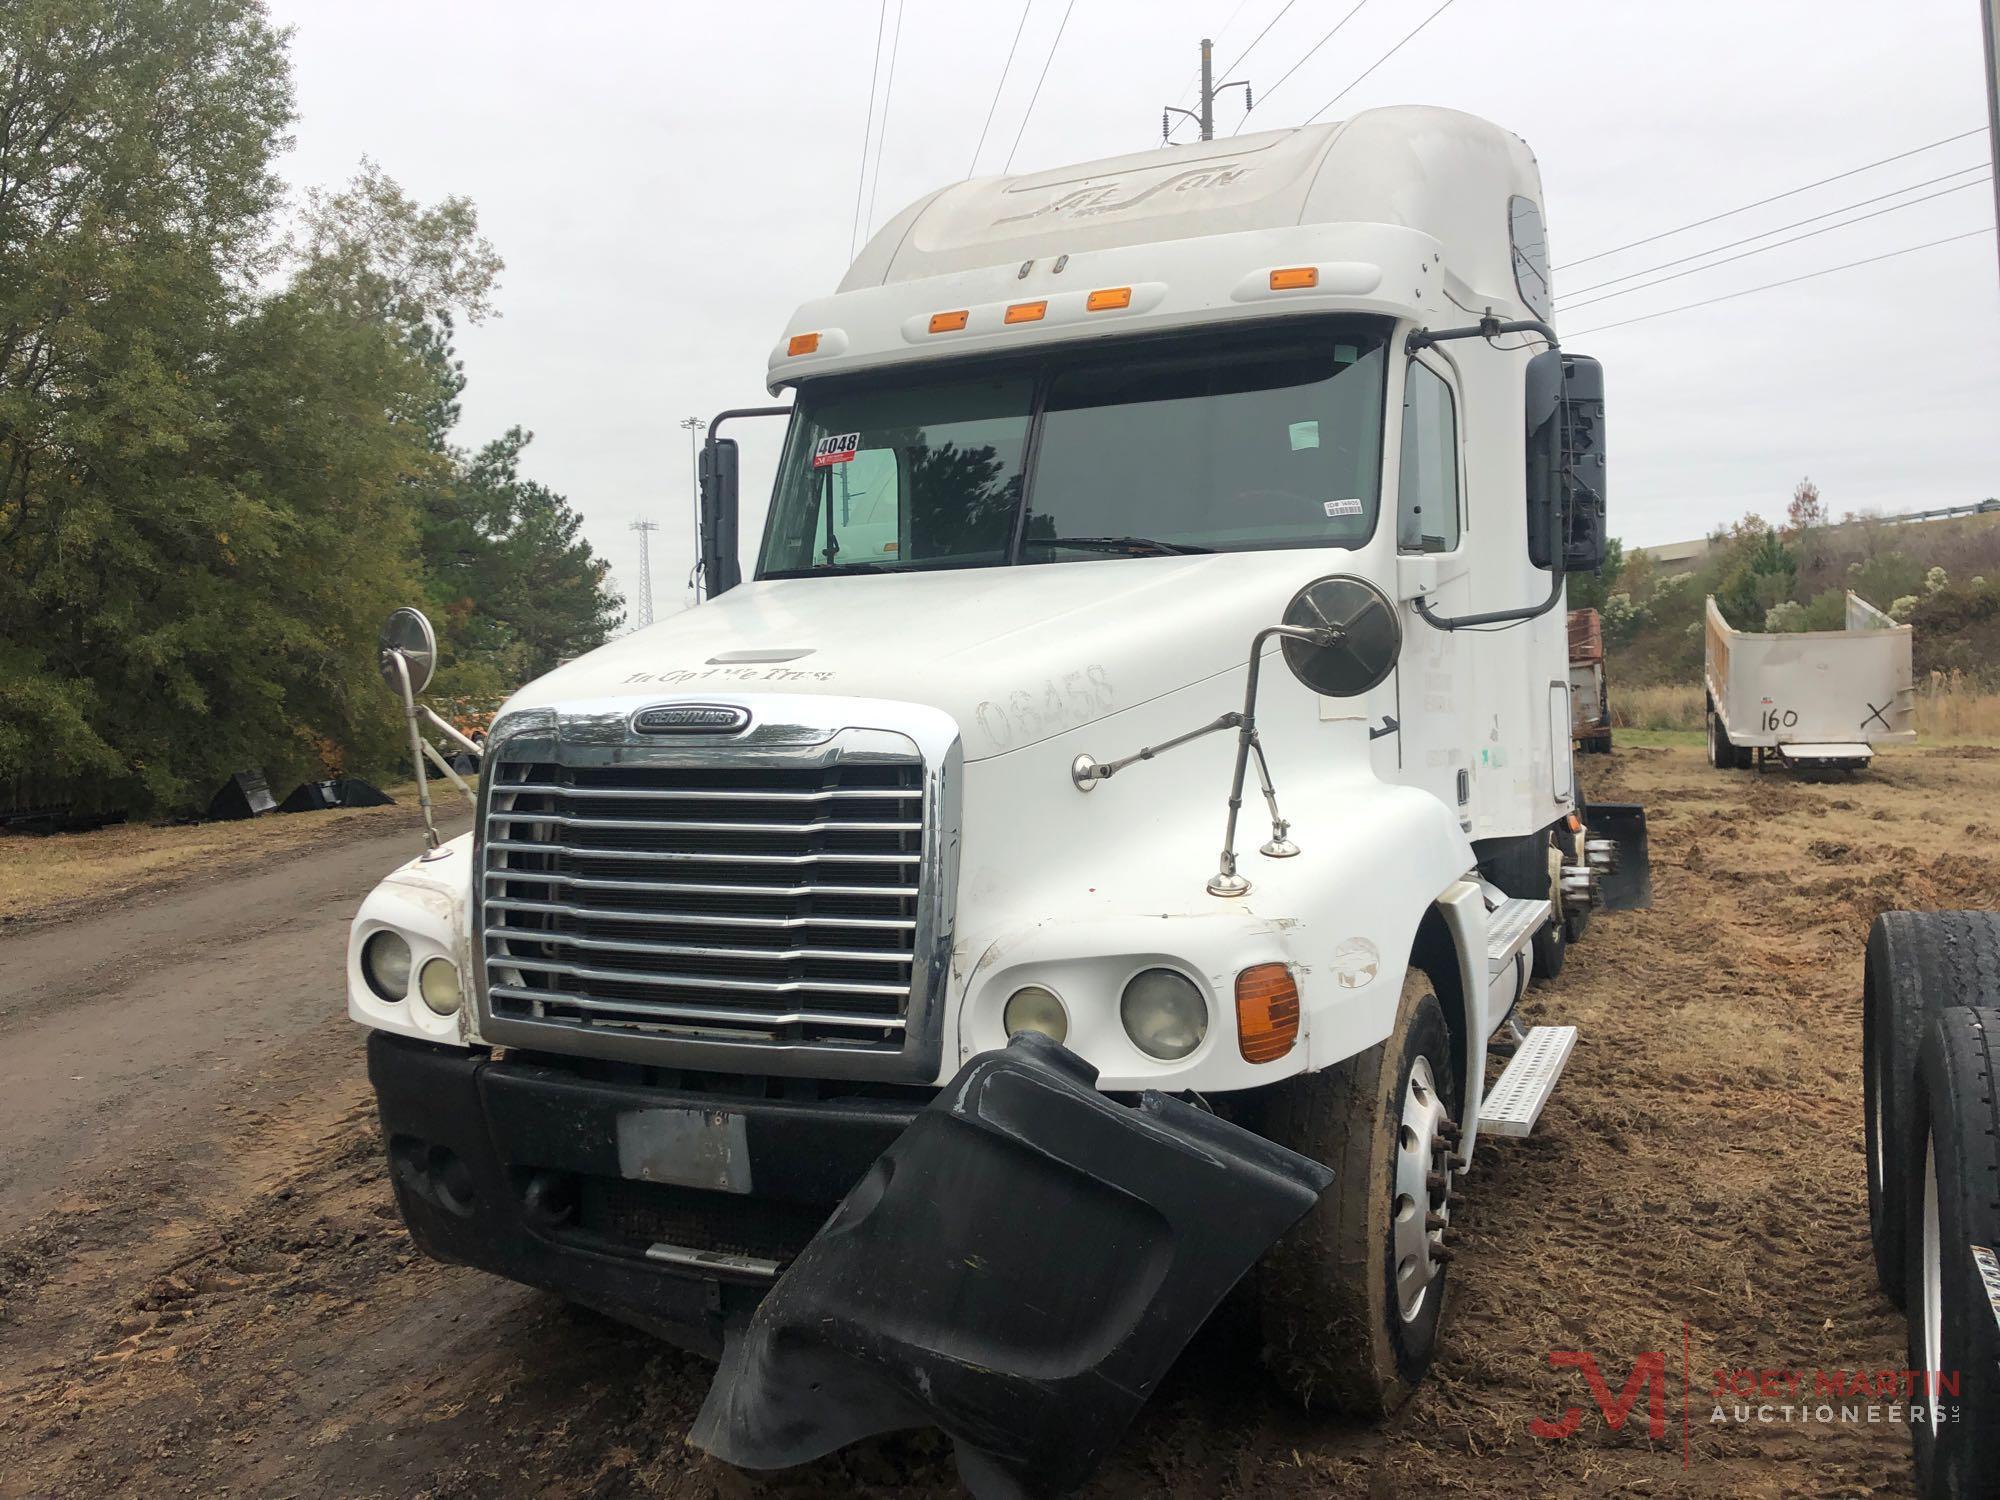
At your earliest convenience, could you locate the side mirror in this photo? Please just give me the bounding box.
[1523,351,1609,575]
[699,436,742,598]
[1277,575,1401,698]
[378,607,438,695]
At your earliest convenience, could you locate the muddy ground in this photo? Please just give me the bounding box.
[2,744,1995,1499]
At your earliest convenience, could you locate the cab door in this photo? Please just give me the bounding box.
[1375,354,1472,826]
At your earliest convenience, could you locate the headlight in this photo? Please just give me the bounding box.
[418,957,463,1016]
[1003,985,1068,1044]
[1120,968,1208,1060]
[362,930,413,1001]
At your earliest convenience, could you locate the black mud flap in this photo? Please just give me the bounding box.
[689,1032,1332,1499]
[1591,801,1651,911]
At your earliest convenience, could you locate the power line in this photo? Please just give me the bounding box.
[1563,175,1992,311]
[970,0,1034,176]
[1236,0,1370,129]
[864,0,905,239]
[1563,163,1992,298]
[1002,0,1076,173]
[1566,227,1995,337]
[1216,0,1299,84]
[1558,127,1987,270]
[848,1,889,259]
[1303,0,1458,125]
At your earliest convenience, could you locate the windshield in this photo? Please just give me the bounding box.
[756,322,1388,578]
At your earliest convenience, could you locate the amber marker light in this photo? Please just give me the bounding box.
[787,332,821,356]
[1086,287,1132,311]
[928,310,969,333]
[1236,963,1301,1063]
[1269,267,1319,290]
[1004,300,1048,324]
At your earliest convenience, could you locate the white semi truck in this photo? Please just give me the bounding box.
[348,107,1648,1496]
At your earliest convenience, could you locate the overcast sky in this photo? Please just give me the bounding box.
[267,0,1999,621]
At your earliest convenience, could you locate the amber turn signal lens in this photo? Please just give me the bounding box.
[928,310,969,333]
[1269,266,1318,290]
[1004,300,1047,324]
[1086,286,1132,311]
[1236,963,1300,1063]
[787,332,821,355]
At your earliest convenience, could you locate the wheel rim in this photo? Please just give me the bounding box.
[1867,1047,1884,1192]
[1392,1055,1452,1322]
[1921,1136,1943,1435]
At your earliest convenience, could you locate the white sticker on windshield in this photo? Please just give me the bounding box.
[1289,420,1320,451]
[1323,497,1363,518]
[811,432,861,468]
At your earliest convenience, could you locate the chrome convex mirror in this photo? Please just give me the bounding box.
[1279,575,1399,698]
[379,606,438,695]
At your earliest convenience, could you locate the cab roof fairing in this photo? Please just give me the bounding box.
[769,105,1551,393]
[765,220,1443,394]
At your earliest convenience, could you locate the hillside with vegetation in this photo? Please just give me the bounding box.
[1579,483,2000,735]
[0,0,624,817]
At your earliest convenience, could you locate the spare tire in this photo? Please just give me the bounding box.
[1865,911,2000,1306]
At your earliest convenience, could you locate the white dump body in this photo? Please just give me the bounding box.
[1704,594,1915,759]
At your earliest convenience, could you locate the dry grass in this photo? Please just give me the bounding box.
[1609,681,1704,731]
[1607,671,2000,742]
[0,780,439,924]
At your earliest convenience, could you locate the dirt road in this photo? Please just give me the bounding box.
[2,746,1994,1498]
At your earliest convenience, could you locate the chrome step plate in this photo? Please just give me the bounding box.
[1486,897,1552,977]
[1479,1023,1578,1138]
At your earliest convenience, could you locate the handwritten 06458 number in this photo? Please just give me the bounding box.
[975,667,1115,749]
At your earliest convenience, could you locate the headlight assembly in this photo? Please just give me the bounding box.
[361,930,414,1001]
[1120,968,1208,1060]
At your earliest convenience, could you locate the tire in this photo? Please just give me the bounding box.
[1257,970,1458,1417]
[1904,1007,2000,1496]
[1707,710,1745,771]
[1866,912,2000,1305]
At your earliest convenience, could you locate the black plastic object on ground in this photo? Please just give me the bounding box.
[205,769,276,821]
[1588,801,1651,910]
[277,777,396,813]
[689,1032,1333,1500]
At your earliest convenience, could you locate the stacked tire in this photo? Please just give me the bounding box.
[1861,911,2000,1495]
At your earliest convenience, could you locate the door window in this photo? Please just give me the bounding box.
[1398,362,1461,554]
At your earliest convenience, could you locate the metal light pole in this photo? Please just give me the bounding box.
[680,415,708,601]
[1984,0,2000,281]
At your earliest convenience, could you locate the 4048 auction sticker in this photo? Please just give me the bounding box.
[811,432,861,468]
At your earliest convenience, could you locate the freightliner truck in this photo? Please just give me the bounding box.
[349,106,1648,1497]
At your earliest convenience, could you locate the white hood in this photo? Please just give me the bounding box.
[506,551,1361,761]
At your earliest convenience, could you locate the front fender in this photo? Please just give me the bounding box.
[347,833,479,1047]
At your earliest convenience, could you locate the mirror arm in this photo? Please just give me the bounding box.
[421,738,478,807]
[387,650,445,857]
[1210,625,1335,897]
[1071,712,1241,789]
[1406,315,1558,355]
[419,705,481,757]
[1412,563,1565,633]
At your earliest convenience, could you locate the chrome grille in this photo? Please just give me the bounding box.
[480,758,924,1050]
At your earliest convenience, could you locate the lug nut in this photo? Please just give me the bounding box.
[1425,1211,1449,1232]
[1426,1171,1450,1194]
[1429,1244,1456,1263]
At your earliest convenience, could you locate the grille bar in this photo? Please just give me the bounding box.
[488,811,923,835]
[485,927,913,967]
[503,781,914,804]
[488,985,908,1032]
[491,954,910,997]
[484,871,920,900]
[488,839,920,866]
[486,896,916,932]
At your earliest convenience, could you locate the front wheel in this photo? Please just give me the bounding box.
[1257,971,1459,1416]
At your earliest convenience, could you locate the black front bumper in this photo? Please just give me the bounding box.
[366,1032,920,1355]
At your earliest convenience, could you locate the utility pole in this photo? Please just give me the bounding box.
[628,520,659,629]
[679,415,707,602]
[1983,0,2000,282]
[1162,38,1251,144]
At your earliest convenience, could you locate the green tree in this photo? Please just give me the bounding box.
[1566,535,1624,612]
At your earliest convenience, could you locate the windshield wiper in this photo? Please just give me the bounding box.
[1024,536,1215,557]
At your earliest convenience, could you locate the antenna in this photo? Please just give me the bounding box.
[628,519,659,629]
